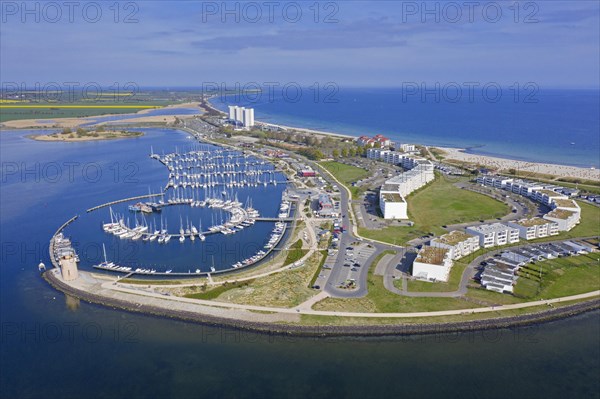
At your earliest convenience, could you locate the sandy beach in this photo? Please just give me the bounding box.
[437,147,600,182]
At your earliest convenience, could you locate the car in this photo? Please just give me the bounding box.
[353,263,361,267]
[343,263,351,267]
[351,268,357,271]
[312,285,320,289]
[479,220,485,223]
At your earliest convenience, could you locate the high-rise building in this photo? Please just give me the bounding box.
[243,108,255,127]
[228,105,237,120]
[234,106,244,125]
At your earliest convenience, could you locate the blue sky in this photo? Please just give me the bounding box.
[1,1,599,88]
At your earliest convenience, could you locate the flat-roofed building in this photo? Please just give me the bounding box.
[532,189,567,206]
[476,175,513,189]
[505,180,544,197]
[412,247,453,282]
[466,223,520,248]
[552,198,581,212]
[379,191,407,219]
[430,230,480,260]
[543,209,580,231]
[508,218,560,240]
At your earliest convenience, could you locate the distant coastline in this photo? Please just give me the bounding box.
[206,97,600,182]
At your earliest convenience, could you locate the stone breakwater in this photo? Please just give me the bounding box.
[44,270,600,338]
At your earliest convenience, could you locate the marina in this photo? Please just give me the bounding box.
[41,131,296,277]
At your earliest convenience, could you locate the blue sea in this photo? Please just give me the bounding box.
[211,88,600,168]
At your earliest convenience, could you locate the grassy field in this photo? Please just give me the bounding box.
[359,175,510,245]
[513,254,600,299]
[283,239,308,266]
[184,279,255,300]
[204,251,325,307]
[0,104,164,123]
[319,161,369,198]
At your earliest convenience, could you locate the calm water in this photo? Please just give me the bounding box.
[211,88,600,168]
[81,107,201,126]
[1,127,599,398]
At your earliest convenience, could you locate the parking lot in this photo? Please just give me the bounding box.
[335,242,377,289]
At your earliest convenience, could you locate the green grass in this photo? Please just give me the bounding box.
[359,175,510,245]
[319,161,369,199]
[309,250,329,287]
[184,279,255,300]
[513,254,600,300]
[283,239,308,266]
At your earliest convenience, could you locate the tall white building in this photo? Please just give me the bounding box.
[228,105,255,128]
[243,108,255,127]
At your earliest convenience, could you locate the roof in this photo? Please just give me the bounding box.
[553,199,578,208]
[435,230,475,246]
[381,193,405,203]
[514,218,549,227]
[545,209,577,220]
[537,189,563,197]
[468,223,515,234]
[416,247,449,266]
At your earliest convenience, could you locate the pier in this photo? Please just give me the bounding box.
[48,215,79,269]
[86,194,163,213]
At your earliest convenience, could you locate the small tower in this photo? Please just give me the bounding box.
[59,255,79,281]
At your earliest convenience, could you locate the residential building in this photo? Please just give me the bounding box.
[379,191,407,219]
[412,247,453,282]
[466,223,520,248]
[430,231,480,260]
[508,218,559,240]
[543,209,580,231]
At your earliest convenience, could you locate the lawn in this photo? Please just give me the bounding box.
[319,161,369,199]
[283,239,308,266]
[359,175,509,245]
[513,254,600,300]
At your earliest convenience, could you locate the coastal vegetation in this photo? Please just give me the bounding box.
[29,127,143,142]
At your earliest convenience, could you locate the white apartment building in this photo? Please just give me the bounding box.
[430,231,480,260]
[466,223,520,248]
[508,218,559,240]
[532,189,567,206]
[543,209,580,231]
[412,247,453,282]
[505,180,544,197]
[379,190,408,219]
[476,175,513,189]
[228,105,255,128]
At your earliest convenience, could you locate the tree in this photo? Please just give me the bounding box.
[332,149,340,158]
[62,127,72,134]
[341,148,349,157]
[348,147,356,157]
[76,127,86,136]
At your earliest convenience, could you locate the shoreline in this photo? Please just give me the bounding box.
[205,98,600,182]
[27,130,144,142]
[44,269,600,337]
[0,101,204,130]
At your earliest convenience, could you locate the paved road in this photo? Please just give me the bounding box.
[312,162,402,298]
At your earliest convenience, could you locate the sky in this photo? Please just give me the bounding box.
[1,1,599,88]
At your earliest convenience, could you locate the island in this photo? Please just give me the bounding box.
[28,127,143,142]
